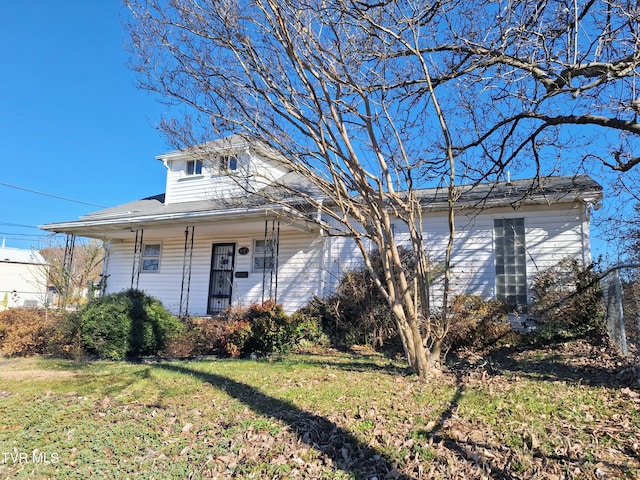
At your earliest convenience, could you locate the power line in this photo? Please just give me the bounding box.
[0,232,46,238]
[0,222,40,229]
[0,181,108,208]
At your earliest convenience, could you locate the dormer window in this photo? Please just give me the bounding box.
[218,155,238,172]
[186,160,203,176]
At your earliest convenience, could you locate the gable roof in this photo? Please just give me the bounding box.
[157,135,252,161]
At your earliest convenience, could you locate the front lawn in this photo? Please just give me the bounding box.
[0,343,638,478]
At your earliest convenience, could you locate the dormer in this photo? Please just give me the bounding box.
[157,136,290,205]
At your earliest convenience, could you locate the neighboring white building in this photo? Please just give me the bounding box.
[41,136,602,316]
[0,247,49,310]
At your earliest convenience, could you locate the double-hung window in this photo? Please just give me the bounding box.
[141,244,161,272]
[494,218,527,309]
[218,155,238,172]
[185,160,203,176]
[253,239,275,271]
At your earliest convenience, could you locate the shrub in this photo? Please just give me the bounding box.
[146,301,330,359]
[165,301,320,358]
[164,316,222,357]
[47,312,84,359]
[300,266,396,350]
[529,258,604,340]
[245,300,297,354]
[299,246,441,350]
[77,289,184,360]
[290,311,330,349]
[0,309,59,357]
[220,320,253,357]
[0,308,82,358]
[444,295,514,352]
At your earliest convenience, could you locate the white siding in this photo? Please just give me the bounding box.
[105,229,326,315]
[0,262,49,309]
[103,201,590,314]
[163,153,289,205]
[323,202,588,309]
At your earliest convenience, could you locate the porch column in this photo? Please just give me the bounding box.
[131,229,143,290]
[261,219,280,303]
[179,226,195,318]
[61,233,76,309]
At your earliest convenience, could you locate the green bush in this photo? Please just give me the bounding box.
[290,311,330,349]
[245,300,297,354]
[529,258,604,340]
[77,289,184,360]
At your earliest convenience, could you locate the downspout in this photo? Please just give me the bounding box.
[316,200,327,297]
[580,202,587,267]
[580,199,593,267]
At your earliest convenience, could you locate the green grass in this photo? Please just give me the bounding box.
[0,351,638,479]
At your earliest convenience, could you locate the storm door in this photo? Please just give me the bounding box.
[208,243,235,314]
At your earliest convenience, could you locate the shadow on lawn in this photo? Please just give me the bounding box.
[420,372,527,480]
[153,362,411,479]
[481,343,636,388]
[422,371,636,478]
[290,357,411,376]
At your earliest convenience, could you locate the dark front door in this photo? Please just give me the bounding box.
[208,243,235,314]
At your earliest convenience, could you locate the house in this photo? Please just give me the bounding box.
[0,246,49,310]
[41,136,603,317]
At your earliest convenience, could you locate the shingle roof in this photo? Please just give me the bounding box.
[416,174,602,209]
[40,174,601,235]
[75,171,321,223]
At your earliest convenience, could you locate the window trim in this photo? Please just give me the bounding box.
[141,243,162,273]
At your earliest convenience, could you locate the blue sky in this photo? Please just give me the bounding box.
[0,1,618,261]
[0,1,169,250]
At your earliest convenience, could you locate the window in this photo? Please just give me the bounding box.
[253,239,275,271]
[494,218,527,309]
[141,243,161,272]
[218,155,238,172]
[185,160,203,176]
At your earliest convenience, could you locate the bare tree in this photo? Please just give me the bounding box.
[124,0,639,376]
[40,239,105,309]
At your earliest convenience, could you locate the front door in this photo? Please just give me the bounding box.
[208,243,235,314]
